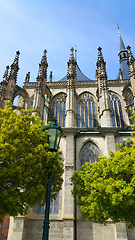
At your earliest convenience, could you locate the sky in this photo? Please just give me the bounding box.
[0,0,135,87]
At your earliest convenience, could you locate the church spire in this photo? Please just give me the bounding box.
[117,26,126,51]
[116,26,129,80]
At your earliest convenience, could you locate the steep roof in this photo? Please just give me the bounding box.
[59,63,91,82]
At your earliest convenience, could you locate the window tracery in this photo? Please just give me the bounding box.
[109,92,124,127]
[52,93,66,127]
[80,141,100,167]
[123,88,134,124]
[77,93,97,128]
[36,194,59,214]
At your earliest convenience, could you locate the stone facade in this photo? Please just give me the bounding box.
[1,29,135,240]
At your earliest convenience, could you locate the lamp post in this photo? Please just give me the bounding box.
[42,116,63,240]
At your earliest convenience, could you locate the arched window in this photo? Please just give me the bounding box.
[80,141,100,167]
[36,193,59,214]
[123,88,134,124]
[109,92,124,127]
[52,93,66,127]
[30,99,33,109]
[78,92,97,128]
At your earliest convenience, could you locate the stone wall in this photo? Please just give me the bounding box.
[21,219,74,240]
[77,220,115,240]
[22,219,63,240]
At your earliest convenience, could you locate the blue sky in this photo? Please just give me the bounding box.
[0,0,135,86]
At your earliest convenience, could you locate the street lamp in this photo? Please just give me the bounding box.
[42,116,63,240]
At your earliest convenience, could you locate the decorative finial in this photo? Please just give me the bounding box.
[41,49,48,66]
[16,51,20,56]
[43,49,47,55]
[70,47,74,60]
[127,45,131,51]
[98,47,102,52]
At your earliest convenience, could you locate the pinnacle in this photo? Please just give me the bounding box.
[98,47,102,52]
[16,51,20,56]
[69,47,74,60]
[43,49,47,55]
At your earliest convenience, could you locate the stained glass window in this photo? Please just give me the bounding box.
[80,142,100,167]
[123,89,134,124]
[52,93,66,127]
[36,193,59,214]
[109,92,124,127]
[78,93,97,128]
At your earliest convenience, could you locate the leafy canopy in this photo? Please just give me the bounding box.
[71,115,135,228]
[0,101,64,217]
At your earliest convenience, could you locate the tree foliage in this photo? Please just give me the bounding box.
[0,101,64,218]
[71,119,135,228]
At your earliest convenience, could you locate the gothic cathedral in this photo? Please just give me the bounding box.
[1,29,135,240]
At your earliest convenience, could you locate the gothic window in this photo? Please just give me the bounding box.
[78,92,97,128]
[36,193,59,214]
[123,88,134,124]
[109,92,124,127]
[30,96,34,109]
[30,99,33,109]
[52,93,66,127]
[80,142,100,167]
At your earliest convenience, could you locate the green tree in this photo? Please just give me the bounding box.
[71,122,135,228]
[0,101,64,218]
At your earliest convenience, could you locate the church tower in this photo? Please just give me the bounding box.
[116,27,129,80]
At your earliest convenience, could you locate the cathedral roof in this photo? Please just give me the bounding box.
[59,63,91,82]
[116,60,129,80]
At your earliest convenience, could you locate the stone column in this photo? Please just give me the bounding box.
[62,129,76,240]
[103,129,117,157]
